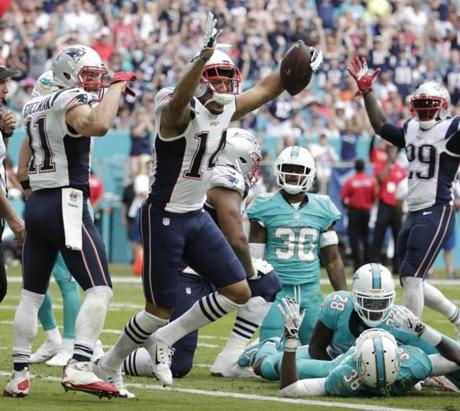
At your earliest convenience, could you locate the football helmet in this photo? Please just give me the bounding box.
[219,128,262,186]
[410,81,450,130]
[352,263,396,327]
[52,44,108,99]
[32,70,59,97]
[354,328,400,394]
[274,146,316,194]
[195,49,241,106]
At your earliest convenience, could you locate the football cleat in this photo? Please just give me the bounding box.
[92,358,135,399]
[3,368,30,397]
[30,340,61,363]
[46,348,73,367]
[145,337,173,386]
[211,351,256,378]
[61,361,119,398]
[421,376,460,392]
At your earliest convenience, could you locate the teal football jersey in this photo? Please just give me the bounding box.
[324,345,432,396]
[319,291,361,358]
[247,191,340,284]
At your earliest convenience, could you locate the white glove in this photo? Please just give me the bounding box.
[390,306,425,337]
[202,12,222,49]
[278,296,305,338]
[309,47,323,72]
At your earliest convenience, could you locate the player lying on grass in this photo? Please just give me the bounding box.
[278,297,460,397]
[104,130,281,382]
[239,263,460,387]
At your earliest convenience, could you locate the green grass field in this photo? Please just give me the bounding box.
[1,264,460,411]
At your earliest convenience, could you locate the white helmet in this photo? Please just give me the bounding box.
[32,70,59,97]
[195,49,241,106]
[219,128,262,186]
[352,263,395,327]
[410,81,450,130]
[354,328,400,394]
[52,44,107,99]
[274,146,316,194]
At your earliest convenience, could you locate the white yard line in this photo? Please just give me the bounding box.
[0,371,418,411]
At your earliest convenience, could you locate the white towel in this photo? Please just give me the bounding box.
[62,188,83,251]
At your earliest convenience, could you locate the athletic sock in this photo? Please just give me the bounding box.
[153,292,241,347]
[102,310,168,370]
[37,291,57,332]
[57,279,80,339]
[13,290,45,369]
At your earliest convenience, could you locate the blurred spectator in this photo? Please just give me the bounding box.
[339,118,361,161]
[130,107,154,176]
[89,169,105,231]
[309,130,338,195]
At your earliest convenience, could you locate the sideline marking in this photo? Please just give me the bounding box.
[0,371,416,411]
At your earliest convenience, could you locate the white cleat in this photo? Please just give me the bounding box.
[146,337,173,386]
[46,348,73,367]
[30,340,61,363]
[61,361,119,398]
[3,368,30,397]
[211,352,256,378]
[92,358,135,399]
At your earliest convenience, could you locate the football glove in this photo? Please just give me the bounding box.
[110,72,137,96]
[389,306,425,337]
[347,56,381,96]
[278,296,305,339]
[309,47,323,72]
[202,12,222,49]
[249,258,273,280]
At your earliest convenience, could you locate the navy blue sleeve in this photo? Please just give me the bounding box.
[445,117,460,155]
[379,123,406,148]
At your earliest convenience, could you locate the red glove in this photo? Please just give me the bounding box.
[110,72,137,97]
[347,56,381,96]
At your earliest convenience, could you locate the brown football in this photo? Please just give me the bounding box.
[280,40,313,96]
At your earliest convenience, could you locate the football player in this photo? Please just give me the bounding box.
[17,71,83,369]
[240,264,460,384]
[95,12,321,388]
[0,65,26,304]
[278,299,460,397]
[348,57,460,319]
[247,145,346,345]
[121,129,281,379]
[4,45,136,398]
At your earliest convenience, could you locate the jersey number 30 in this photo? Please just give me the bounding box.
[275,227,318,261]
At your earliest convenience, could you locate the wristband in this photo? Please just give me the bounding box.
[284,337,300,352]
[192,51,210,63]
[2,130,12,138]
[420,326,442,347]
[20,179,30,190]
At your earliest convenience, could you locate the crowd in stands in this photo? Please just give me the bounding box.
[2,2,459,177]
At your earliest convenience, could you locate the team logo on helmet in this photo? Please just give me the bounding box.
[57,47,86,64]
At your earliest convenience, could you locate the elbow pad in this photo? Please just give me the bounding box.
[319,231,338,248]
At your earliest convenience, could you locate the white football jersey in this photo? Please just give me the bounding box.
[404,117,460,211]
[22,88,97,192]
[150,87,236,213]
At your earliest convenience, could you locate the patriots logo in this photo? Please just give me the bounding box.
[58,47,86,64]
[66,93,90,107]
[223,174,239,184]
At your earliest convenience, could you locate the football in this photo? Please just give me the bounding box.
[280,40,313,96]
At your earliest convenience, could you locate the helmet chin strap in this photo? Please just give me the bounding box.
[418,119,437,130]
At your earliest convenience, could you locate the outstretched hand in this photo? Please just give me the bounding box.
[347,56,381,96]
[202,12,222,50]
[279,296,305,339]
[389,306,425,337]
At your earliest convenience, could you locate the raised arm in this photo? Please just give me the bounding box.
[308,320,334,360]
[66,73,136,137]
[160,13,221,138]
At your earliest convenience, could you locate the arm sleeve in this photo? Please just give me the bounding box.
[379,123,406,148]
[279,378,327,397]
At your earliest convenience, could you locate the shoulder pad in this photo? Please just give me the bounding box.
[211,164,245,196]
[52,88,96,112]
[154,87,174,113]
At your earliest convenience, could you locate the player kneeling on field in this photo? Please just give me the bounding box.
[278,297,460,397]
